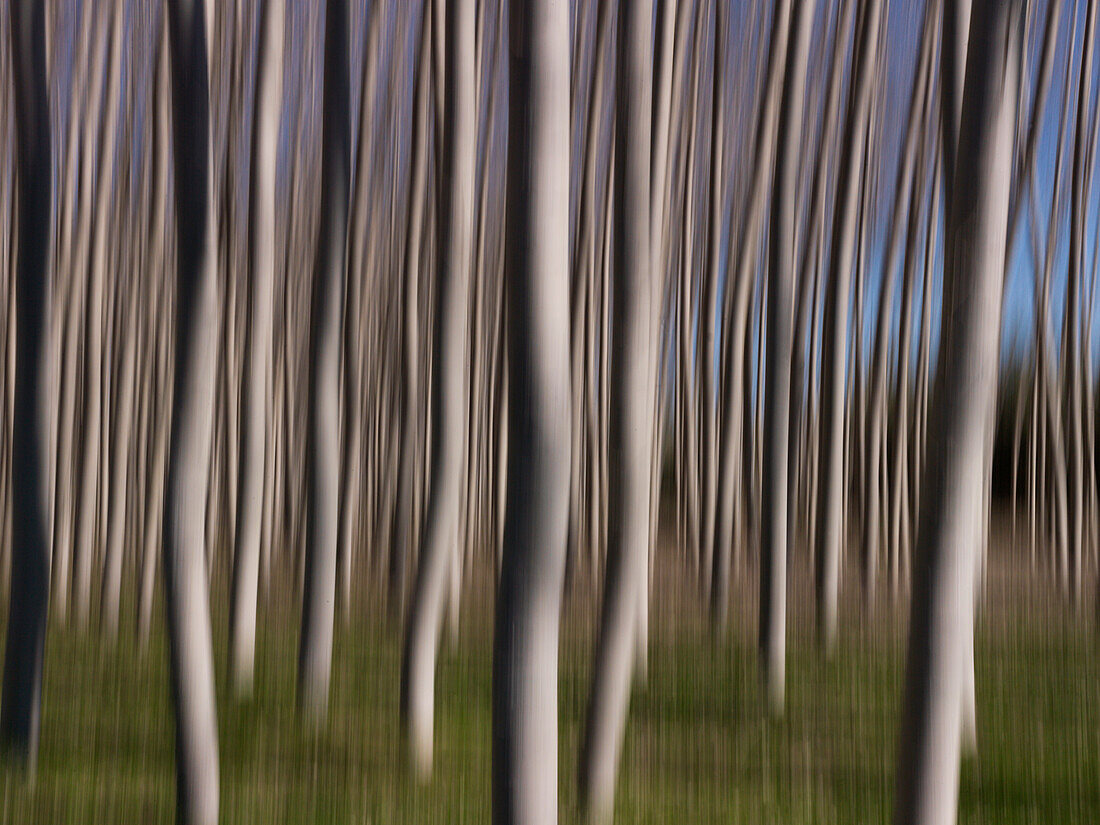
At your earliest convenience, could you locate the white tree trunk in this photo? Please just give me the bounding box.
[578,1,654,819]
[760,0,817,710]
[229,0,283,700]
[163,0,220,820]
[491,1,570,820]
[893,3,1019,823]
[401,0,476,778]
[813,0,883,648]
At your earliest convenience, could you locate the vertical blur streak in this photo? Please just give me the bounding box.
[298,0,350,725]
[162,0,219,822]
[491,0,571,822]
[401,0,477,780]
[894,2,1019,823]
[578,0,655,819]
[1,0,51,776]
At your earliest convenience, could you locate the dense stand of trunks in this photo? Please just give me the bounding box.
[0,1,1097,824]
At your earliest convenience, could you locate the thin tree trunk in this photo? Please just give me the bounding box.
[578,0,654,818]
[391,1,432,616]
[1064,0,1097,604]
[298,0,351,724]
[229,0,283,700]
[162,0,220,820]
[759,0,817,710]
[401,0,476,777]
[815,0,885,644]
[712,0,793,631]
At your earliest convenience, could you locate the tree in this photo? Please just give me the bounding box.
[401,0,477,778]
[893,2,1020,823]
[760,0,817,709]
[711,0,792,629]
[491,1,570,821]
[297,0,351,725]
[229,0,284,699]
[162,0,220,820]
[1,0,51,774]
[577,0,655,818]
[813,0,883,648]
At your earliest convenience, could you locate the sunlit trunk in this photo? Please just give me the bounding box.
[894,4,1019,822]
[229,0,283,700]
[578,0,654,818]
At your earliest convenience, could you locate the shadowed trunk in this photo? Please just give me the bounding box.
[162,0,220,820]
[491,2,570,821]
[298,0,351,725]
[1,0,51,775]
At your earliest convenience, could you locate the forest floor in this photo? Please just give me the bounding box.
[1,512,1098,823]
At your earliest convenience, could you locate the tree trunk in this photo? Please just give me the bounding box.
[298,0,351,725]
[758,0,817,712]
[162,0,220,820]
[391,2,432,616]
[814,0,884,647]
[893,3,1019,823]
[711,0,793,630]
[401,0,477,778]
[491,1,570,820]
[1064,0,1097,604]
[577,0,654,818]
[1,0,51,775]
[229,0,283,699]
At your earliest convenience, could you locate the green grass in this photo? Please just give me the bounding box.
[0,561,1097,823]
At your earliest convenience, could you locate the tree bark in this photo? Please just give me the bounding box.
[893,3,1020,823]
[401,0,477,778]
[162,0,220,820]
[229,0,283,699]
[298,0,351,725]
[1,0,51,775]
[491,1,570,820]
[711,0,792,629]
[814,0,884,646]
[578,0,655,819]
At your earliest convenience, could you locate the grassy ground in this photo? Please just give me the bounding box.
[1,532,1098,823]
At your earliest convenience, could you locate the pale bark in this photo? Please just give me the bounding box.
[391,3,432,615]
[229,0,283,699]
[894,3,1019,823]
[163,0,220,820]
[787,0,855,560]
[491,1,570,820]
[862,0,937,595]
[757,0,816,711]
[578,0,654,818]
[1064,0,1097,603]
[298,0,351,725]
[401,0,476,777]
[73,0,125,627]
[700,0,727,599]
[100,259,138,640]
[712,0,793,631]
